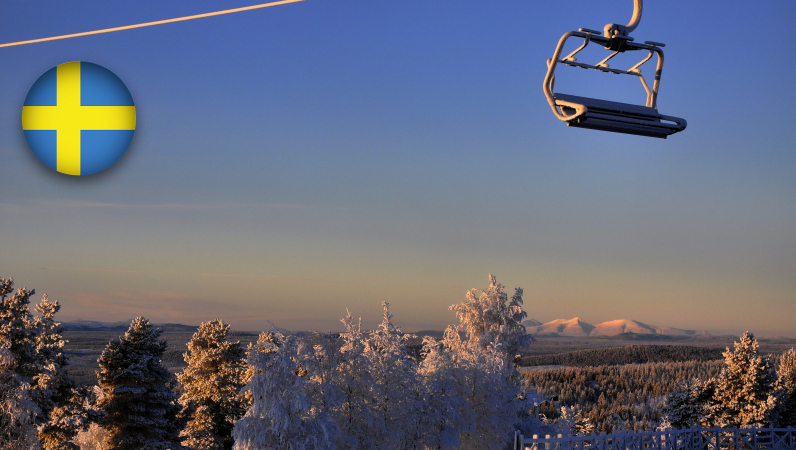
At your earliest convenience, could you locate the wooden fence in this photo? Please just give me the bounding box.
[514,428,796,450]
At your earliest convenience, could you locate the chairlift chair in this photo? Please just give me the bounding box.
[543,0,687,138]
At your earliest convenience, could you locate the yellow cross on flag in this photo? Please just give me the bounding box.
[22,61,136,176]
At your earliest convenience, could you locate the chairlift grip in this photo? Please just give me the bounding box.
[604,0,643,39]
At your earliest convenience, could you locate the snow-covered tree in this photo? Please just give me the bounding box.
[449,274,531,361]
[661,378,716,429]
[556,405,595,436]
[233,274,531,450]
[178,320,248,450]
[324,312,377,449]
[514,389,550,440]
[97,317,184,450]
[299,330,347,446]
[417,335,468,450]
[0,277,39,381]
[362,302,423,449]
[0,345,42,450]
[777,348,796,427]
[443,275,531,448]
[34,294,81,450]
[1,277,80,449]
[41,387,92,450]
[69,386,108,450]
[73,423,111,450]
[440,326,521,450]
[232,331,337,450]
[705,332,780,427]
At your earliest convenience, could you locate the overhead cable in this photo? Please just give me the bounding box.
[0,0,308,49]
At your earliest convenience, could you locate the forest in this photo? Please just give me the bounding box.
[520,344,724,367]
[2,274,796,450]
[521,360,725,433]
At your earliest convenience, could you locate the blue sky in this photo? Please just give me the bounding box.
[1,1,795,335]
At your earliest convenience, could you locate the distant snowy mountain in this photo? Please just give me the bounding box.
[591,319,659,336]
[527,317,704,337]
[522,319,543,327]
[534,317,594,337]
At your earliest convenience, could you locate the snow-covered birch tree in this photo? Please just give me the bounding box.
[449,274,531,361]
[232,331,337,450]
[363,302,423,450]
[323,313,376,449]
[440,326,520,450]
[232,274,532,450]
[417,335,469,450]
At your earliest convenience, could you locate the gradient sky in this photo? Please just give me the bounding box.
[1,1,794,336]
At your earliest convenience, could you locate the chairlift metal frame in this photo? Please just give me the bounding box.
[543,0,687,138]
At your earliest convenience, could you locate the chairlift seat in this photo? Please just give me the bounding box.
[553,93,687,139]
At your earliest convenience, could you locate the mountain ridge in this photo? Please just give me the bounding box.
[524,317,709,337]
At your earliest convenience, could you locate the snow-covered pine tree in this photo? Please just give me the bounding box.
[232,331,337,450]
[97,317,184,450]
[706,331,780,427]
[0,345,42,450]
[177,320,248,450]
[661,378,716,429]
[34,294,82,450]
[1,278,82,449]
[777,348,796,427]
[41,387,92,450]
[0,277,39,382]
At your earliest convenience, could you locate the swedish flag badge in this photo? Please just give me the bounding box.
[22,61,136,176]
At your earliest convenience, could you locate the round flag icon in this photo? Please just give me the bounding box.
[22,61,136,176]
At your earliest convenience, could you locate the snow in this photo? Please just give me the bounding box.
[531,318,594,337]
[527,317,700,337]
